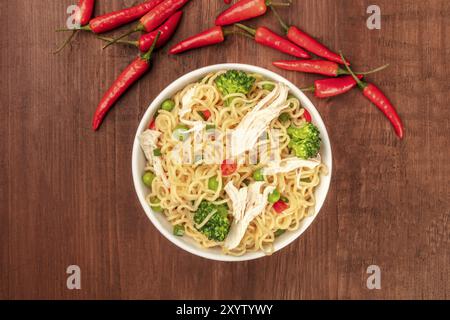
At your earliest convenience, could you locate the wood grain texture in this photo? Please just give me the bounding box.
[0,0,449,300]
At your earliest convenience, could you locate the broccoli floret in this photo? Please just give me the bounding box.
[194,201,230,242]
[215,70,256,106]
[287,123,321,159]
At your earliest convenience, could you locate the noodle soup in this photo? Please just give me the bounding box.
[132,64,332,260]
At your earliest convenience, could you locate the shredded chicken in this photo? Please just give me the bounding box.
[263,157,321,175]
[224,182,275,250]
[139,129,170,188]
[231,83,290,157]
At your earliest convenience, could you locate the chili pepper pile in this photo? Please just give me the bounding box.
[56,0,404,138]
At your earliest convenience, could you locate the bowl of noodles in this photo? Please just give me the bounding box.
[132,63,332,261]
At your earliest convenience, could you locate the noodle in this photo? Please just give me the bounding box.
[143,71,328,256]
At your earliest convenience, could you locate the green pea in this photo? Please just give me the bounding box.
[150,197,163,212]
[161,99,175,112]
[279,112,291,123]
[253,169,264,181]
[274,229,286,237]
[173,224,185,236]
[142,172,155,188]
[268,189,281,203]
[173,124,190,141]
[263,83,275,91]
[208,176,219,191]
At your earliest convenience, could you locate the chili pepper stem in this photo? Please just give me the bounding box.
[300,86,315,93]
[339,63,390,76]
[97,35,138,47]
[235,23,256,36]
[53,30,78,54]
[103,26,142,50]
[269,5,289,33]
[141,32,161,61]
[339,52,366,89]
[223,28,254,39]
[266,1,291,7]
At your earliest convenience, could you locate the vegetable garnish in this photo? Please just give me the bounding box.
[208,176,220,191]
[340,53,404,139]
[288,123,321,159]
[194,201,230,242]
[153,148,162,156]
[173,224,185,236]
[236,23,310,59]
[221,160,238,176]
[268,189,281,203]
[142,171,156,188]
[273,200,289,213]
[215,70,256,106]
[92,33,161,131]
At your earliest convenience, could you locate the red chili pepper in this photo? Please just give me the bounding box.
[87,0,164,34]
[236,24,310,59]
[104,0,191,49]
[221,160,238,176]
[273,200,288,213]
[169,26,226,54]
[273,60,389,77]
[302,75,364,99]
[149,118,157,130]
[303,109,312,122]
[271,6,347,65]
[340,54,404,139]
[216,0,268,26]
[92,33,161,131]
[98,11,183,52]
[78,0,95,26]
[201,110,212,120]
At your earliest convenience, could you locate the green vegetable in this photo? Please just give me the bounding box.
[161,99,175,112]
[287,123,321,159]
[280,196,289,203]
[206,125,216,131]
[215,70,256,106]
[279,112,290,123]
[150,197,163,213]
[274,229,286,237]
[142,172,155,188]
[153,148,162,157]
[262,83,275,91]
[194,201,230,242]
[173,124,190,141]
[208,176,219,191]
[173,224,185,236]
[253,169,264,181]
[268,189,281,203]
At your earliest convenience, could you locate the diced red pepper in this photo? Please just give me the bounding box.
[273,200,289,213]
[221,160,237,176]
[303,109,312,122]
[149,118,157,130]
[202,110,212,120]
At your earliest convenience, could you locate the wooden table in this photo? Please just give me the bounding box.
[1,0,449,300]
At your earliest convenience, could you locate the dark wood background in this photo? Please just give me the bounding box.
[1,0,449,300]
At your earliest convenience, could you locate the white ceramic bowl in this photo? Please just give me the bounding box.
[132,63,332,262]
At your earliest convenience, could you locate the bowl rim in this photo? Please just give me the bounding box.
[132,63,333,262]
